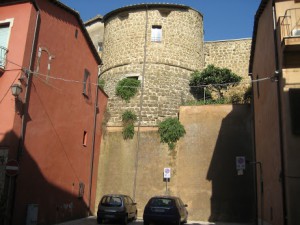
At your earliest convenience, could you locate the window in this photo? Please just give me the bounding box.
[83,131,87,147]
[97,42,103,52]
[75,29,78,39]
[151,25,162,42]
[289,89,300,135]
[0,19,13,69]
[83,69,90,96]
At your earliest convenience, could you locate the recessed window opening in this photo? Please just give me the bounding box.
[83,131,88,147]
[125,74,141,80]
[98,42,103,52]
[83,69,90,97]
[289,88,300,135]
[151,25,162,42]
[75,29,78,39]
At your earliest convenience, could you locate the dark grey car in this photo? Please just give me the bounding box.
[97,194,137,225]
[143,196,188,225]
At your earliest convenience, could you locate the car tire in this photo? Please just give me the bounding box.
[133,210,138,221]
[122,215,128,225]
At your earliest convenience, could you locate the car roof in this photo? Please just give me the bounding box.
[150,195,181,200]
[102,194,128,198]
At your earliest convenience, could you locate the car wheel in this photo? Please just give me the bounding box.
[122,215,128,225]
[133,210,138,220]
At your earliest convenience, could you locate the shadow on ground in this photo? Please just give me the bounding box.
[56,216,254,225]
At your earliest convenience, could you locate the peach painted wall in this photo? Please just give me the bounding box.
[0,3,35,149]
[0,1,108,224]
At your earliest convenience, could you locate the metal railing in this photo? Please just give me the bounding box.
[0,46,8,69]
[279,8,300,38]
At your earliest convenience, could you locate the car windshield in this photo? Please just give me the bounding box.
[150,198,174,207]
[101,196,122,207]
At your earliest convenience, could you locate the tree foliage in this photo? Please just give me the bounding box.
[116,78,140,102]
[158,118,186,150]
[190,64,242,99]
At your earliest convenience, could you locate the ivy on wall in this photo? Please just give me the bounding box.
[122,110,137,140]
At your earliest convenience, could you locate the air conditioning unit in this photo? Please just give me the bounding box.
[291,28,300,36]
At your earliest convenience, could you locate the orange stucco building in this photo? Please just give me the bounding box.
[250,0,300,225]
[0,0,107,224]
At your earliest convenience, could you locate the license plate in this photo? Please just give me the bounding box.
[105,215,115,218]
[153,208,165,212]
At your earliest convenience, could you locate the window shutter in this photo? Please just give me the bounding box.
[0,24,9,48]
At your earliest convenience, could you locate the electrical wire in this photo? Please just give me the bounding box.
[2,55,275,89]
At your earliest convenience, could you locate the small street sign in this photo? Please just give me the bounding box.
[236,156,246,176]
[164,168,171,179]
[5,159,19,176]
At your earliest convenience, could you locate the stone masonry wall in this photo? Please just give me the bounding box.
[101,5,204,126]
[204,38,252,78]
[204,39,252,100]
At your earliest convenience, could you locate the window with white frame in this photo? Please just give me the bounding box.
[0,19,13,69]
[151,25,162,42]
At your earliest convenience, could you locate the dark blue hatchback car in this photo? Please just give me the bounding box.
[143,196,188,225]
[97,194,137,225]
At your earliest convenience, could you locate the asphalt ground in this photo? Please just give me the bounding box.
[55,216,255,225]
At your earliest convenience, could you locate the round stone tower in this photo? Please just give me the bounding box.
[101,4,204,126]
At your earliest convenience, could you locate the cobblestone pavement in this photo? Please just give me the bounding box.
[55,216,254,225]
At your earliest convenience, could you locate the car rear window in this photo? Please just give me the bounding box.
[101,196,122,207]
[149,198,175,207]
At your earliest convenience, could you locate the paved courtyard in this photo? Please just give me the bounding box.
[56,216,255,225]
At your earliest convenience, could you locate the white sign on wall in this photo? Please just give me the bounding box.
[164,168,171,179]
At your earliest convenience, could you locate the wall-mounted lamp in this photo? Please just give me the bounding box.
[11,83,23,98]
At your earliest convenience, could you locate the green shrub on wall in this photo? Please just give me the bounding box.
[190,64,242,100]
[158,118,186,150]
[116,78,140,102]
[122,110,137,140]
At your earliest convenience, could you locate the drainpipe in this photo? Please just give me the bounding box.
[133,4,148,202]
[18,0,40,159]
[248,73,259,225]
[88,64,101,215]
[272,1,288,225]
[9,1,40,224]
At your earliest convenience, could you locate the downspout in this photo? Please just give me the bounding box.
[88,63,101,215]
[271,1,288,225]
[248,72,259,225]
[9,1,40,225]
[18,0,40,159]
[133,4,148,201]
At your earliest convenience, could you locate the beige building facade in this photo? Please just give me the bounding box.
[250,0,300,225]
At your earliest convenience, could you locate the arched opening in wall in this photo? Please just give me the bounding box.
[35,47,55,82]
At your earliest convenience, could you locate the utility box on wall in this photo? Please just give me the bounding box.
[26,204,38,225]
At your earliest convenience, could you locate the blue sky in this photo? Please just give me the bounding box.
[60,0,261,41]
